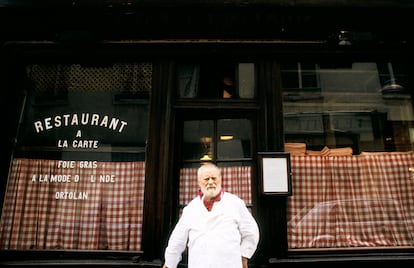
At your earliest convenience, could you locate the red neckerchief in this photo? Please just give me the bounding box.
[198,189,223,212]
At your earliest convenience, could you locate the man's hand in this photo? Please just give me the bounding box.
[242,256,248,268]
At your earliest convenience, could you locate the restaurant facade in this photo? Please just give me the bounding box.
[0,0,413,266]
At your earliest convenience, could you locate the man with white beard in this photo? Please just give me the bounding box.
[162,163,259,268]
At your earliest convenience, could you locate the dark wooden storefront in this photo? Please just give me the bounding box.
[0,0,414,267]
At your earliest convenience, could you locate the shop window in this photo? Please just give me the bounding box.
[282,61,414,250]
[176,62,255,99]
[0,63,151,251]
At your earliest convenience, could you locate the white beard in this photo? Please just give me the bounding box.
[203,186,220,199]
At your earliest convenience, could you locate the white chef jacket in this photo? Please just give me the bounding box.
[164,192,260,268]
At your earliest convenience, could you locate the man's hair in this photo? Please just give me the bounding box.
[197,163,221,178]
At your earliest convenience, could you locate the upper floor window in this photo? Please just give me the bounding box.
[176,61,256,99]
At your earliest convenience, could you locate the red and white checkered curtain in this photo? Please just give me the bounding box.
[0,158,145,250]
[287,152,414,248]
[179,166,252,206]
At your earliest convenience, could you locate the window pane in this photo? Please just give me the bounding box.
[217,119,251,159]
[238,63,256,98]
[0,63,151,251]
[176,63,199,98]
[283,61,414,250]
[176,62,255,99]
[183,120,214,161]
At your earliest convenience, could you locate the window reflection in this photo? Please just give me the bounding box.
[282,62,413,153]
[283,61,414,251]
